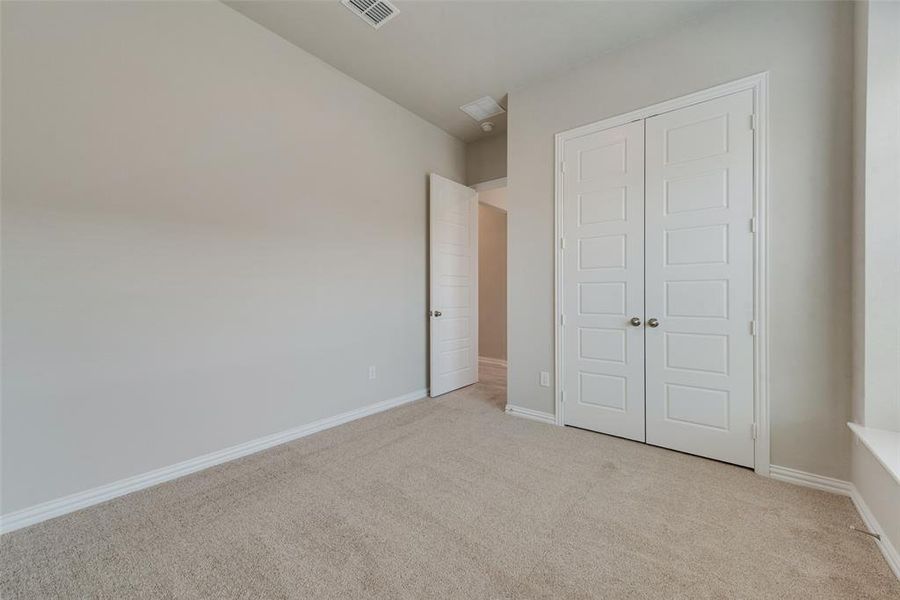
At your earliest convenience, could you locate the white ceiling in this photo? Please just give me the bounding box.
[227,1,724,142]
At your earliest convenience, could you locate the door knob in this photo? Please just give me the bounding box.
[432,310,442,317]
[647,318,659,328]
[630,317,642,327]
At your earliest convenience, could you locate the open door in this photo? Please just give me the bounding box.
[429,173,478,397]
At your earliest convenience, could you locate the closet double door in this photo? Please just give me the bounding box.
[561,90,756,468]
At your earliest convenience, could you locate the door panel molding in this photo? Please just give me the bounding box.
[645,89,756,468]
[553,72,770,474]
[429,173,479,397]
[560,120,646,441]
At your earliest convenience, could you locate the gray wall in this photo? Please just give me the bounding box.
[850,0,900,560]
[1,0,465,513]
[851,0,868,427]
[478,204,507,362]
[851,439,900,558]
[507,1,854,478]
[851,0,900,432]
[466,134,507,185]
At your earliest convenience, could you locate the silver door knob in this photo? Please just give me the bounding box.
[647,318,659,328]
[432,310,442,317]
[630,317,642,327]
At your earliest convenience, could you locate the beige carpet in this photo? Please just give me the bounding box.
[2,364,898,599]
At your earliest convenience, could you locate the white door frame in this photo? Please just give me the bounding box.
[471,177,507,192]
[553,72,770,475]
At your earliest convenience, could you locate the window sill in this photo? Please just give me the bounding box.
[848,422,900,486]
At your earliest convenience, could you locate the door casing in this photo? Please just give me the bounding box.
[553,72,770,475]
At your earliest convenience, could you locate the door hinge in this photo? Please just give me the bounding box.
[750,320,759,336]
[751,423,758,440]
[560,237,566,250]
[750,217,757,233]
[560,161,567,173]
[560,314,566,326]
[750,114,757,131]
[560,390,565,404]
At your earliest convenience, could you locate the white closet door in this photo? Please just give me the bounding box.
[562,121,645,441]
[429,174,478,397]
[644,90,755,467]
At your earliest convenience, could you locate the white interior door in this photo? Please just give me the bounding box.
[561,121,646,441]
[644,90,756,467]
[429,173,478,397]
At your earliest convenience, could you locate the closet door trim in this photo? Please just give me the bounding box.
[553,72,770,475]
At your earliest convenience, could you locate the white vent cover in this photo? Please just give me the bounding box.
[459,96,506,122]
[342,0,400,29]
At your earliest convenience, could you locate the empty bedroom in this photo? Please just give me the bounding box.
[1,1,899,598]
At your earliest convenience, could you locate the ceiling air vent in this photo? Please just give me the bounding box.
[459,96,506,122]
[342,0,400,30]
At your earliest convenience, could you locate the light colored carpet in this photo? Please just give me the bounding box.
[2,364,898,599]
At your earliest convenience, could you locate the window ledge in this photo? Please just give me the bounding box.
[848,422,900,486]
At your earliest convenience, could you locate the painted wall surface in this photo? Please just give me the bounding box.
[1,1,465,513]
[507,1,854,478]
[851,439,900,568]
[466,135,507,185]
[477,186,508,213]
[852,0,900,432]
[478,203,507,362]
[850,1,900,572]
[851,0,868,427]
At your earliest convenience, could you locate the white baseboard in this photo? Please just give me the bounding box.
[478,356,507,368]
[769,464,899,581]
[505,404,555,425]
[850,483,900,580]
[0,388,427,535]
[769,465,852,496]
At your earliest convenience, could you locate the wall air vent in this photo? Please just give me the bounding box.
[459,96,506,122]
[342,0,400,30]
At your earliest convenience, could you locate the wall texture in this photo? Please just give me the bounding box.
[1,0,465,514]
[851,0,868,427]
[851,0,900,432]
[851,439,900,564]
[850,0,900,564]
[478,204,507,362]
[507,1,854,478]
[466,134,507,185]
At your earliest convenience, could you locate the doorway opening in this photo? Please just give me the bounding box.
[475,178,508,412]
[428,131,508,413]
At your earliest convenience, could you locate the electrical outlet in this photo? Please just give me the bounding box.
[540,371,550,387]
[368,365,376,380]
